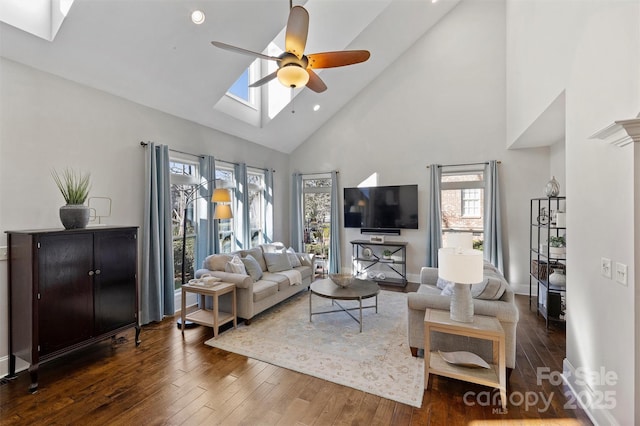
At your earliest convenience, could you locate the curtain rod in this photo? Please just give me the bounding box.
[426,161,501,168]
[140,141,275,172]
[296,171,339,176]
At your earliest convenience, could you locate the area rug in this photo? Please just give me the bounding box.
[205,289,424,407]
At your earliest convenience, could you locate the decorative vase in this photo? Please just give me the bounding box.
[548,269,566,287]
[59,204,90,229]
[545,176,560,197]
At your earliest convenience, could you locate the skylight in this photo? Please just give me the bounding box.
[0,0,75,41]
[227,68,251,104]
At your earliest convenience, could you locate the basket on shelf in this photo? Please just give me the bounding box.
[531,259,564,281]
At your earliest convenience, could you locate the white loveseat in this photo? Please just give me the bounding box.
[195,243,314,324]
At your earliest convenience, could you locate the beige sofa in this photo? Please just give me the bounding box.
[195,243,314,324]
[407,262,519,375]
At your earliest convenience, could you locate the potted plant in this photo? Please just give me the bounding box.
[382,249,392,260]
[52,168,91,229]
[548,235,566,258]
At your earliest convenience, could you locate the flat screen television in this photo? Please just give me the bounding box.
[344,184,418,230]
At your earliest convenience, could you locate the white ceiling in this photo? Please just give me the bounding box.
[0,0,460,153]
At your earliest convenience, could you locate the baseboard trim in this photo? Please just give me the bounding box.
[0,355,29,379]
[563,358,619,426]
[512,282,535,296]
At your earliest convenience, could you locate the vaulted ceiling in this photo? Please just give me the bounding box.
[0,0,460,153]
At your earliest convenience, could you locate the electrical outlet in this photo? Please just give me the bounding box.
[601,257,612,279]
[0,246,7,261]
[615,262,628,286]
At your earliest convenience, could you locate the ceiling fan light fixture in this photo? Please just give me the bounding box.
[277,64,309,88]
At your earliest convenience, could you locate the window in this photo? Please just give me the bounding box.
[215,164,236,253]
[225,59,259,108]
[441,172,484,250]
[248,168,266,247]
[169,159,199,289]
[302,176,332,262]
[462,188,481,217]
[228,68,250,102]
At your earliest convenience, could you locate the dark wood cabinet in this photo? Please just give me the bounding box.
[5,227,140,392]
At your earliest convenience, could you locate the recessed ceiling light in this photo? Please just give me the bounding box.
[191,10,206,25]
[313,104,320,112]
[432,0,439,3]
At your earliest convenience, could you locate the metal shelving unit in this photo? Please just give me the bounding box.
[529,197,566,328]
[350,240,407,287]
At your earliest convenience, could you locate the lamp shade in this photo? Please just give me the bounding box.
[213,204,233,220]
[277,65,309,88]
[444,232,473,250]
[438,248,483,284]
[211,188,231,203]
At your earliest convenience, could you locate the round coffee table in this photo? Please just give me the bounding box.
[309,278,380,332]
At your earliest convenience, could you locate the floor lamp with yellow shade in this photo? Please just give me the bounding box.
[178,187,233,329]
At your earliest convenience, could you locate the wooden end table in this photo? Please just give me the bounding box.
[181,282,237,338]
[424,309,507,409]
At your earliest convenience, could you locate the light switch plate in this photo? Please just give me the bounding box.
[0,246,7,261]
[615,262,628,286]
[601,257,612,279]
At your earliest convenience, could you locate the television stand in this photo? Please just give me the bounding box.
[350,240,407,287]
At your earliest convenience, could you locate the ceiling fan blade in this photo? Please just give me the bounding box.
[285,6,309,59]
[307,50,371,69]
[211,41,281,61]
[249,70,278,88]
[306,69,327,93]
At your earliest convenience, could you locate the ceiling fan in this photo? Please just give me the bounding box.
[211,2,370,93]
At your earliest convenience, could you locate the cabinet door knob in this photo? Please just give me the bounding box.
[88,271,94,276]
[95,269,101,275]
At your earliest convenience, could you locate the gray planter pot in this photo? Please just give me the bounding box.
[59,204,90,229]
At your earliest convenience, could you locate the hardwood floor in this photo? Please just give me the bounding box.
[0,293,592,425]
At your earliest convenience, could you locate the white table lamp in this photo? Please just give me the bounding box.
[438,248,483,323]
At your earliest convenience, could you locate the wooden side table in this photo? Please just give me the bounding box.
[424,309,507,409]
[181,282,237,338]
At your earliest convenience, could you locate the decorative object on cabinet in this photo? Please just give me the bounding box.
[382,249,392,260]
[548,268,566,287]
[544,176,560,197]
[362,247,373,259]
[437,248,484,323]
[548,235,566,258]
[530,197,566,328]
[350,240,407,287]
[51,168,91,229]
[5,227,140,392]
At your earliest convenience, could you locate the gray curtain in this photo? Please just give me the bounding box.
[141,143,174,324]
[196,155,216,270]
[426,164,442,267]
[329,171,341,273]
[263,169,274,244]
[484,160,503,271]
[290,173,303,252]
[234,163,250,249]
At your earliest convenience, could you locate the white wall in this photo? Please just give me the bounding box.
[290,0,548,291]
[0,58,291,376]
[506,1,640,424]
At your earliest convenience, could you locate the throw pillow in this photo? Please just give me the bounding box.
[436,277,452,290]
[471,271,507,300]
[203,254,232,271]
[262,243,285,253]
[286,247,302,267]
[225,255,247,275]
[298,253,313,267]
[263,252,292,273]
[241,254,263,282]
